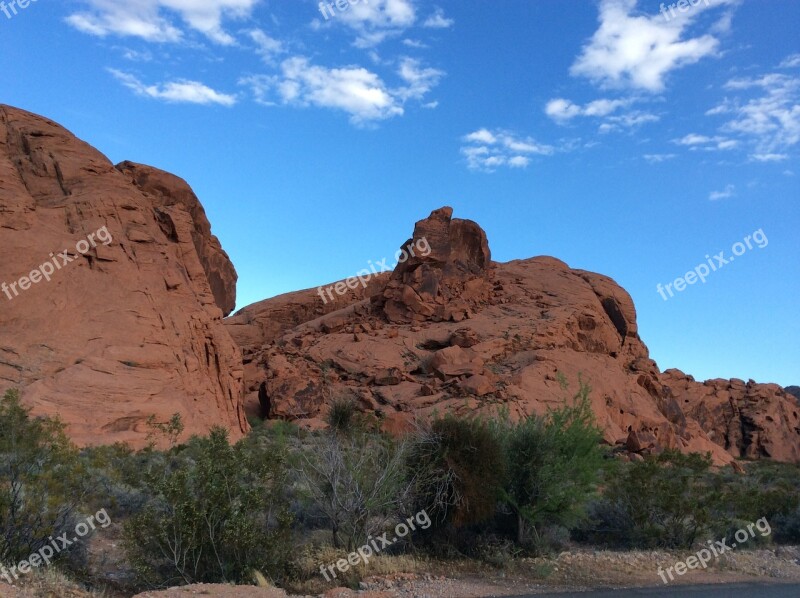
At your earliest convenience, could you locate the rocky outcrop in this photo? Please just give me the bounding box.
[0,105,247,447]
[225,274,389,418]
[661,370,800,462]
[235,207,799,464]
[372,206,492,323]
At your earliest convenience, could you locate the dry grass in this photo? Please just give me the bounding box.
[286,544,423,594]
[0,565,109,597]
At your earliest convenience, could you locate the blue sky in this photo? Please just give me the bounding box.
[1,0,798,386]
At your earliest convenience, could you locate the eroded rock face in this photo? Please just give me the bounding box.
[233,207,799,465]
[116,161,238,316]
[0,105,247,447]
[661,370,800,462]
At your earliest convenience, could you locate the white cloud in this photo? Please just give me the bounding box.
[597,110,659,133]
[67,0,259,45]
[109,69,237,106]
[751,153,788,162]
[570,0,733,92]
[779,53,800,69]
[546,97,639,122]
[240,55,442,125]
[643,153,676,163]
[247,57,402,124]
[396,57,444,100]
[332,0,417,47]
[546,96,657,132]
[423,7,454,29]
[120,48,153,62]
[460,128,553,172]
[402,38,428,49]
[672,133,737,150]
[248,29,283,63]
[545,99,582,122]
[709,184,735,201]
[707,73,800,156]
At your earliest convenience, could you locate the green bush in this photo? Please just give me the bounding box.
[123,427,293,588]
[493,380,606,549]
[578,450,720,549]
[0,389,88,566]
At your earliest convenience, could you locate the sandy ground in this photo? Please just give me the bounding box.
[3,546,800,597]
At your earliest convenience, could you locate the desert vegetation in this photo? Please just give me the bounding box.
[1,386,799,595]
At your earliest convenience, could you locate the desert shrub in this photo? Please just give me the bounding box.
[773,505,800,544]
[325,396,359,433]
[407,415,506,531]
[577,450,720,549]
[123,427,293,588]
[0,389,89,566]
[296,430,410,551]
[493,380,606,549]
[718,462,800,520]
[714,461,800,544]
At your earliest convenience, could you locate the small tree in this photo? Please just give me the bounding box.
[0,389,87,565]
[495,379,606,547]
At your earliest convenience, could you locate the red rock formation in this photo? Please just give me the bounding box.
[232,208,799,465]
[0,105,247,447]
[661,370,800,462]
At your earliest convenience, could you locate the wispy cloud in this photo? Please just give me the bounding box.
[423,7,454,29]
[67,0,259,45]
[324,0,417,47]
[248,29,284,64]
[460,128,553,172]
[571,0,735,92]
[672,133,738,151]
[545,96,657,133]
[709,184,735,201]
[395,57,444,100]
[706,71,800,158]
[643,153,676,163]
[239,55,442,125]
[108,69,237,106]
[779,53,800,69]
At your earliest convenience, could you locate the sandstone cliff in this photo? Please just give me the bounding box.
[0,105,247,446]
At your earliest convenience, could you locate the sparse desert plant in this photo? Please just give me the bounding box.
[325,395,359,433]
[296,430,411,551]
